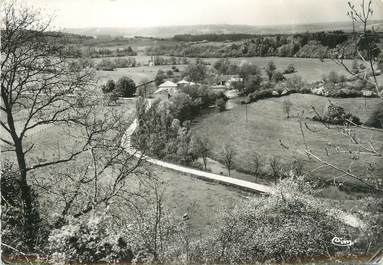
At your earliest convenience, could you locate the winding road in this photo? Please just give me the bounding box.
[121,98,364,229]
[121,119,273,194]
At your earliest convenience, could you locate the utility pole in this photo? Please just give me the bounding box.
[245,103,248,123]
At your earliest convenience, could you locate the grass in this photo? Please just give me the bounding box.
[2,96,247,234]
[95,64,186,85]
[144,164,249,232]
[202,57,364,83]
[95,55,382,85]
[192,94,383,189]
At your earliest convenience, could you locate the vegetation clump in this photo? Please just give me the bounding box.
[313,102,361,125]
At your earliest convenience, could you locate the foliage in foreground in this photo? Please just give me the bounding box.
[186,177,359,264]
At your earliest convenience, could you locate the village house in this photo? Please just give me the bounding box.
[153,80,178,100]
[216,75,243,89]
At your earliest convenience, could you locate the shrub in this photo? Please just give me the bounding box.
[272,71,285,82]
[102,79,115,94]
[284,64,296,74]
[366,103,383,128]
[48,212,133,264]
[215,98,226,112]
[96,59,115,71]
[314,102,361,125]
[198,177,358,264]
[1,163,47,254]
[248,89,273,102]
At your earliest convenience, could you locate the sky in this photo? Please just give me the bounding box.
[25,0,383,29]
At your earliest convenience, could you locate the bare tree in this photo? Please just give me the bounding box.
[335,0,381,97]
[269,156,281,185]
[282,99,293,119]
[250,152,262,181]
[1,1,143,249]
[117,171,176,263]
[298,0,383,194]
[222,144,236,176]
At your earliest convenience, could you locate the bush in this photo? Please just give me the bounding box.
[116,76,136,97]
[272,71,285,82]
[1,163,47,254]
[216,98,226,112]
[96,59,115,71]
[155,70,167,86]
[313,102,361,125]
[102,79,115,94]
[284,64,296,74]
[366,103,383,128]
[248,89,274,102]
[48,212,133,263]
[197,177,358,264]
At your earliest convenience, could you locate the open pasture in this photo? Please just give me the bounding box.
[192,94,383,188]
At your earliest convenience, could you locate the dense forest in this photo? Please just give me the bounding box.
[148,31,382,59]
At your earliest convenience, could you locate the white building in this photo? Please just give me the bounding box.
[154,81,178,100]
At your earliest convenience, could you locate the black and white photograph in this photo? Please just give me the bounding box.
[1,0,383,264]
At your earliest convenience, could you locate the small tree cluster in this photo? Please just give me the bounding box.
[101,76,136,98]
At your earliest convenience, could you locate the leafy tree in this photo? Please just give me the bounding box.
[238,62,260,82]
[191,136,210,170]
[213,58,239,75]
[155,69,167,86]
[265,61,277,81]
[183,59,208,82]
[116,76,136,97]
[244,75,262,94]
[170,92,196,122]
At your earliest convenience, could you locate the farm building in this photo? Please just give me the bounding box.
[216,75,243,88]
[154,80,178,100]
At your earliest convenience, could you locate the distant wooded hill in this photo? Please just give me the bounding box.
[63,20,383,38]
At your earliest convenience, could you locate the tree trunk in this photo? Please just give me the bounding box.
[5,103,37,250]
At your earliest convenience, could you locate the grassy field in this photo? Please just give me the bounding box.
[2,96,247,234]
[95,55,376,85]
[96,64,186,85]
[23,124,247,232]
[203,56,357,82]
[192,94,383,189]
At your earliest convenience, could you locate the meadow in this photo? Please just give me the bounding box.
[94,55,359,87]
[192,94,383,190]
[2,96,246,234]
